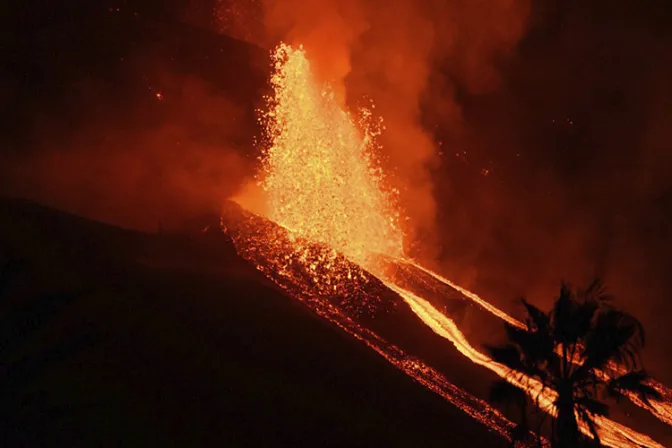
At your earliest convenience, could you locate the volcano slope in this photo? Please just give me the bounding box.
[0,197,506,447]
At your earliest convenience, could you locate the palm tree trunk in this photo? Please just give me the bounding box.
[555,396,580,448]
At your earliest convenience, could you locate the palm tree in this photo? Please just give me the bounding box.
[487,280,661,447]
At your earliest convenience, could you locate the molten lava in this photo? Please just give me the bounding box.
[229,42,671,448]
[259,44,403,268]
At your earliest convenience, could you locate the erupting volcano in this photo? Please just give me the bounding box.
[224,43,672,447]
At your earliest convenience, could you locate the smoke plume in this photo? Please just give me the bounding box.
[219,0,531,253]
[1,5,264,231]
[218,1,672,380]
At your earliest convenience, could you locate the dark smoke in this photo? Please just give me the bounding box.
[0,1,266,231]
[217,0,531,248]
[433,0,672,381]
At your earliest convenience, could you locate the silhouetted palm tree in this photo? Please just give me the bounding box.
[487,280,661,448]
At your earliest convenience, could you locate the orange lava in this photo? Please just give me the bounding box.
[233,42,669,448]
[387,282,664,448]
[259,43,403,268]
[401,258,672,429]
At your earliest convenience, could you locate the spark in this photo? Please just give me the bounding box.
[258,43,403,268]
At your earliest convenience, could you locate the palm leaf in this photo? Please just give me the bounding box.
[576,406,601,447]
[607,370,662,406]
[510,423,535,445]
[486,344,525,372]
[552,282,604,345]
[580,278,612,303]
[504,322,553,368]
[489,280,651,448]
[572,299,600,342]
[521,298,550,332]
[582,309,644,372]
[551,282,581,344]
[576,396,609,417]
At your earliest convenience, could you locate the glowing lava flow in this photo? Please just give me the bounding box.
[234,42,668,447]
[222,206,525,444]
[386,283,664,448]
[399,258,672,429]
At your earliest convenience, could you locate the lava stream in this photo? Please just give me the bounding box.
[398,258,672,428]
[385,282,664,448]
[236,42,668,447]
[222,203,530,445]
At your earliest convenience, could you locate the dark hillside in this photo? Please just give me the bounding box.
[0,197,505,447]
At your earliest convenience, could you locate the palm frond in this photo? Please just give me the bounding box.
[577,406,602,447]
[582,309,644,372]
[504,322,554,368]
[551,282,582,344]
[607,370,662,406]
[576,396,609,417]
[486,344,525,372]
[490,280,651,448]
[572,299,600,342]
[521,298,550,332]
[580,278,612,303]
[552,281,605,345]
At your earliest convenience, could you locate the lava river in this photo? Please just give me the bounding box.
[223,43,671,447]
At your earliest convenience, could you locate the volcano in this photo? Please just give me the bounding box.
[3,1,672,447]
[0,197,506,447]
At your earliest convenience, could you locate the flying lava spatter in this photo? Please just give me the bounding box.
[230,43,669,448]
[260,43,403,269]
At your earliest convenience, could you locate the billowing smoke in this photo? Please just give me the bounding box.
[217,1,672,381]
[1,3,264,232]
[218,0,531,254]
[1,80,248,231]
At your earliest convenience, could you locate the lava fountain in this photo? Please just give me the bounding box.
[229,43,669,448]
[259,43,403,269]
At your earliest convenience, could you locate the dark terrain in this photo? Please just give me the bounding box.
[0,197,506,447]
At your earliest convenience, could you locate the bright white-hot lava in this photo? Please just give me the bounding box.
[232,42,670,448]
[259,43,403,267]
